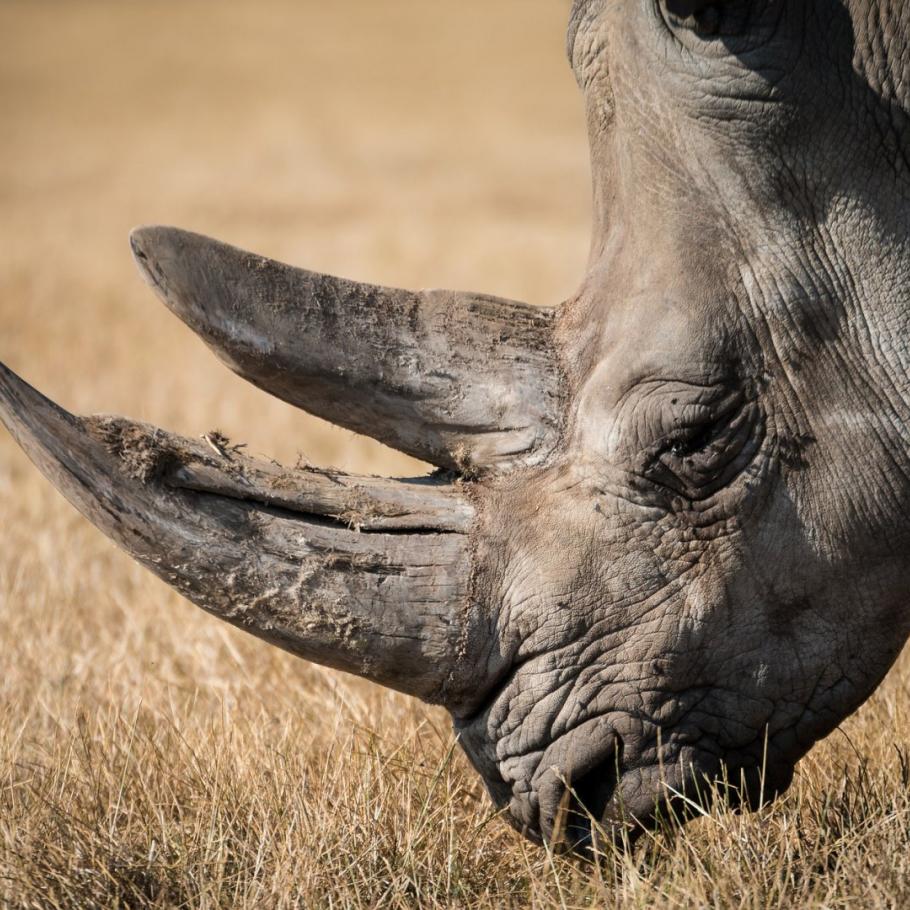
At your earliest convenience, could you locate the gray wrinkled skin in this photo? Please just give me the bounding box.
[3,0,910,855]
[457,0,910,847]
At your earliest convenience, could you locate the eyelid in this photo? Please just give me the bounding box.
[652,389,749,463]
[666,403,750,458]
[667,390,743,433]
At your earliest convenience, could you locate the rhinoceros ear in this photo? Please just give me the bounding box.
[130,227,564,476]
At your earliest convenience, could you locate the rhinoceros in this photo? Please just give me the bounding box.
[2,0,910,853]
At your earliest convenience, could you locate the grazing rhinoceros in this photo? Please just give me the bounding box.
[2,0,910,853]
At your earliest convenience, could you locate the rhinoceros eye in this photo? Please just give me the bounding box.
[648,392,761,500]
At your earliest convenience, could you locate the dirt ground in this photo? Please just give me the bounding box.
[1,2,909,907]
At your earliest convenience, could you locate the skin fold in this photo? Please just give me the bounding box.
[2,0,910,854]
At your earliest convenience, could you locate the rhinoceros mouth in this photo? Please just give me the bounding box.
[610,750,797,840]
[526,728,799,854]
[552,743,623,853]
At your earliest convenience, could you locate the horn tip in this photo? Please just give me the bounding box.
[129,224,196,305]
[0,360,82,474]
[0,359,33,427]
[130,224,172,259]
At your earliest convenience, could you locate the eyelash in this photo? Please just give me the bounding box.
[667,421,721,459]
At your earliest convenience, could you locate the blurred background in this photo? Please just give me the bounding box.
[0,3,593,900]
[0,0,590,476]
[6,5,910,905]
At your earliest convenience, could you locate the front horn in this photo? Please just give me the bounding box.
[0,362,485,708]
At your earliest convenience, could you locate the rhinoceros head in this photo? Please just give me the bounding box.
[3,0,910,852]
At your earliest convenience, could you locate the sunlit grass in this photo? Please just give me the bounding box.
[1,1,909,906]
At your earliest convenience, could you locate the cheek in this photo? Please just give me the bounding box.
[679,482,892,730]
[497,497,705,667]
[796,436,910,565]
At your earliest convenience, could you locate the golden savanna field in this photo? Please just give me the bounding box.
[1,1,910,906]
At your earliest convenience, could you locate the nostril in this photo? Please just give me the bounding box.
[534,718,621,854]
[563,747,622,851]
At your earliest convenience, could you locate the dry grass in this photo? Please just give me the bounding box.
[1,1,909,906]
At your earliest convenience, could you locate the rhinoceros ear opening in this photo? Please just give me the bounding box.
[665,0,717,12]
[663,0,726,34]
[0,361,486,709]
[129,226,564,476]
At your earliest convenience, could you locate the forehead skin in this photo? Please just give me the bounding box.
[563,0,910,403]
[569,0,910,210]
